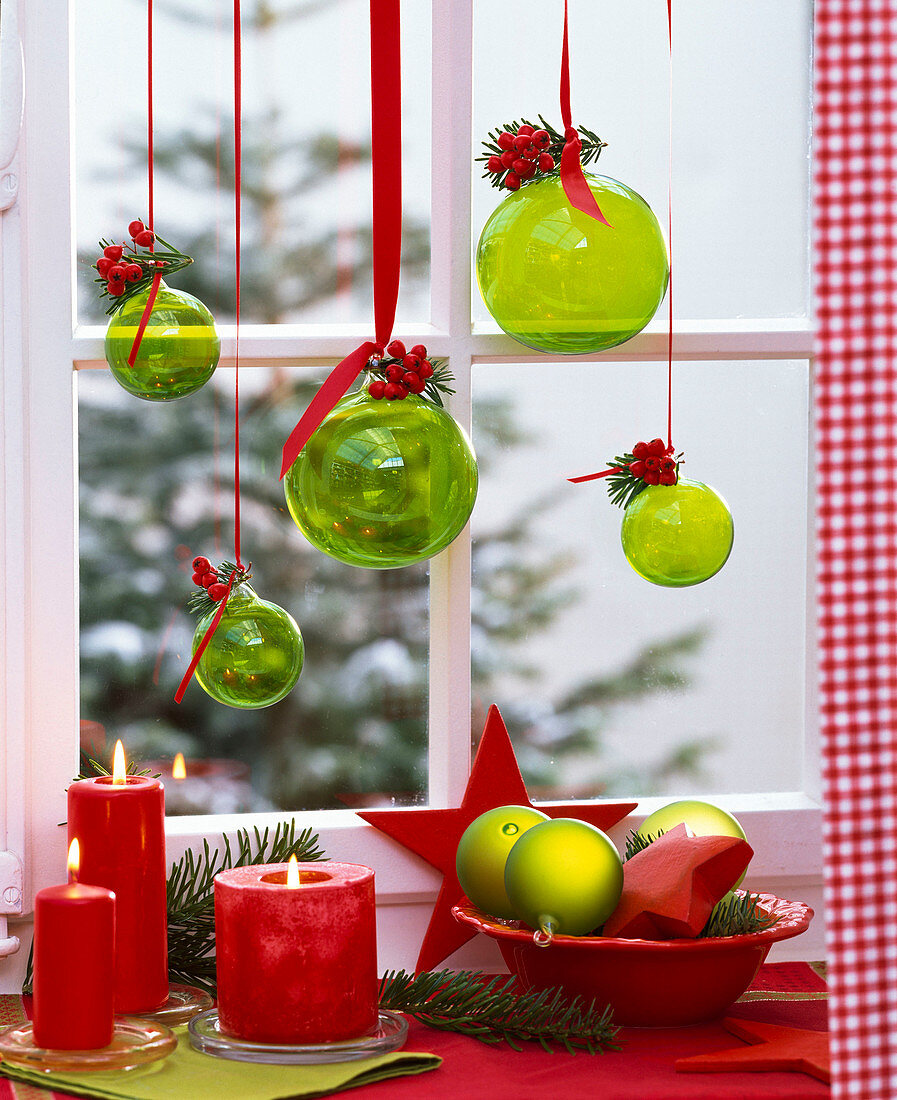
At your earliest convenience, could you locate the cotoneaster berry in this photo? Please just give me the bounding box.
[368,380,387,400]
[193,556,211,573]
[128,220,146,238]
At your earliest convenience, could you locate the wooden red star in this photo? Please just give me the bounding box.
[358,704,636,972]
[603,822,754,938]
[676,1017,830,1082]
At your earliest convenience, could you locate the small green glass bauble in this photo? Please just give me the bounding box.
[284,389,478,569]
[620,478,734,587]
[193,586,304,709]
[105,282,220,401]
[476,174,669,355]
[637,799,749,887]
[455,805,550,920]
[504,818,624,939]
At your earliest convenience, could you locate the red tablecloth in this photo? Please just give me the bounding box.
[349,962,829,1100]
[1,962,828,1099]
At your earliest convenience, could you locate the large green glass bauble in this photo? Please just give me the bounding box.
[193,586,304,709]
[620,478,734,588]
[455,805,550,920]
[284,389,478,569]
[504,818,623,938]
[105,282,220,401]
[637,800,749,887]
[476,174,669,354]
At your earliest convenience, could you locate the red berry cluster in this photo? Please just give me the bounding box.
[94,221,163,297]
[629,438,678,486]
[367,340,435,401]
[191,556,229,603]
[486,125,555,191]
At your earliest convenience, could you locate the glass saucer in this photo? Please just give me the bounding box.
[188,1009,408,1064]
[132,983,214,1025]
[0,1018,177,1072]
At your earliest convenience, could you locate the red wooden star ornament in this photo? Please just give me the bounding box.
[358,704,636,972]
[676,1017,831,1083]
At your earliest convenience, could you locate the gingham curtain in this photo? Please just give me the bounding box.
[815,3,897,1096]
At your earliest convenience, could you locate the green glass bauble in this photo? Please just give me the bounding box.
[637,800,749,887]
[455,805,550,920]
[283,389,478,569]
[504,818,623,939]
[476,174,669,355]
[193,587,304,709]
[620,478,734,588]
[105,282,220,401]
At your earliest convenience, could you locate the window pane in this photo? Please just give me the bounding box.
[472,1,811,322]
[78,370,428,814]
[471,359,808,798]
[75,0,431,326]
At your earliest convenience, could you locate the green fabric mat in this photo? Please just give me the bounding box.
[0,1026,441,1100]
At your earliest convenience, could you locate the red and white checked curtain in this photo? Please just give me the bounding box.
[816,2,897,1096]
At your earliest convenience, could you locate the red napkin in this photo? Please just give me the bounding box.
[603,823,753,939]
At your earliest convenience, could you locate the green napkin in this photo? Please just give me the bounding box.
[0,1026,441,1100]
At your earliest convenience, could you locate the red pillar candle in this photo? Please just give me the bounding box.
[215,861,378,1044]
[33,842,115,1050]
[67,754,168,1013]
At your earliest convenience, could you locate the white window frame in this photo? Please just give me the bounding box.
[0,0,822,988]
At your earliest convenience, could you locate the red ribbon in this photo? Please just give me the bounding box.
[567,467,622,485]
[176,0,245,704]
[280,0,402,479]
[128,0,157,366]
[174,572,236,704]
[127,271,162,368]
[559,0,610,226]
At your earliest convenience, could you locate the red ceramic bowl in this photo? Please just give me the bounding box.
[453,891,813,1027]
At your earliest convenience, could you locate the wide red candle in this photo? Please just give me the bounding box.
[33,880,115,1049]
[67,775,168,1012]
[215,862,378,1044]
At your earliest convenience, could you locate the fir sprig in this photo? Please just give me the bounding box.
[76,749,157,781]
[478,115,607,191]
[378,969,621,1054]
[166,820,327,991]
[187,561,252,619]
[605,454,650,510]
[698,890,780,939]
[93,231,194,316]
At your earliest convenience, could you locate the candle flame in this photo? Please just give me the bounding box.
[112,740,127,785]
[286,854,301,889]
[172,752,186,780]
[67,838,80,882]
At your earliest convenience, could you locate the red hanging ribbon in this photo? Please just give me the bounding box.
[568,1,674,486]
[174,571,236,704]
[176,0,245,703]
[559,0,610,226]
[128,0,157,366]
[279,0,402,479]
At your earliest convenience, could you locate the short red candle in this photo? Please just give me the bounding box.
[215,862,378,1044]
[67,776,168,1012]
[33,881,115,1049]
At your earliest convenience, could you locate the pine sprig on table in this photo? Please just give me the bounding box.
[622,828,779,937]
[187,560,252,619]
[378,969,621,1054]
[166,820,327,992]
[478,115,607,191]
[77,749,157,781]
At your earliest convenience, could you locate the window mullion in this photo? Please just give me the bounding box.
[426,0,474,807]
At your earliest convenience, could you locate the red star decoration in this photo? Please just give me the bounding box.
[676,1017,830,1083]
[358,704,636,973]
[602,822,754,938]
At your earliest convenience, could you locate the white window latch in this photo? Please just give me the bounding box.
[0,851,23,958]
[0,0,24,212]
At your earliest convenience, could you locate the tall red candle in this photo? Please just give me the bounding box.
[67,762,168,1013]
[33,842,115,1050]
[215,862,378,1044]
